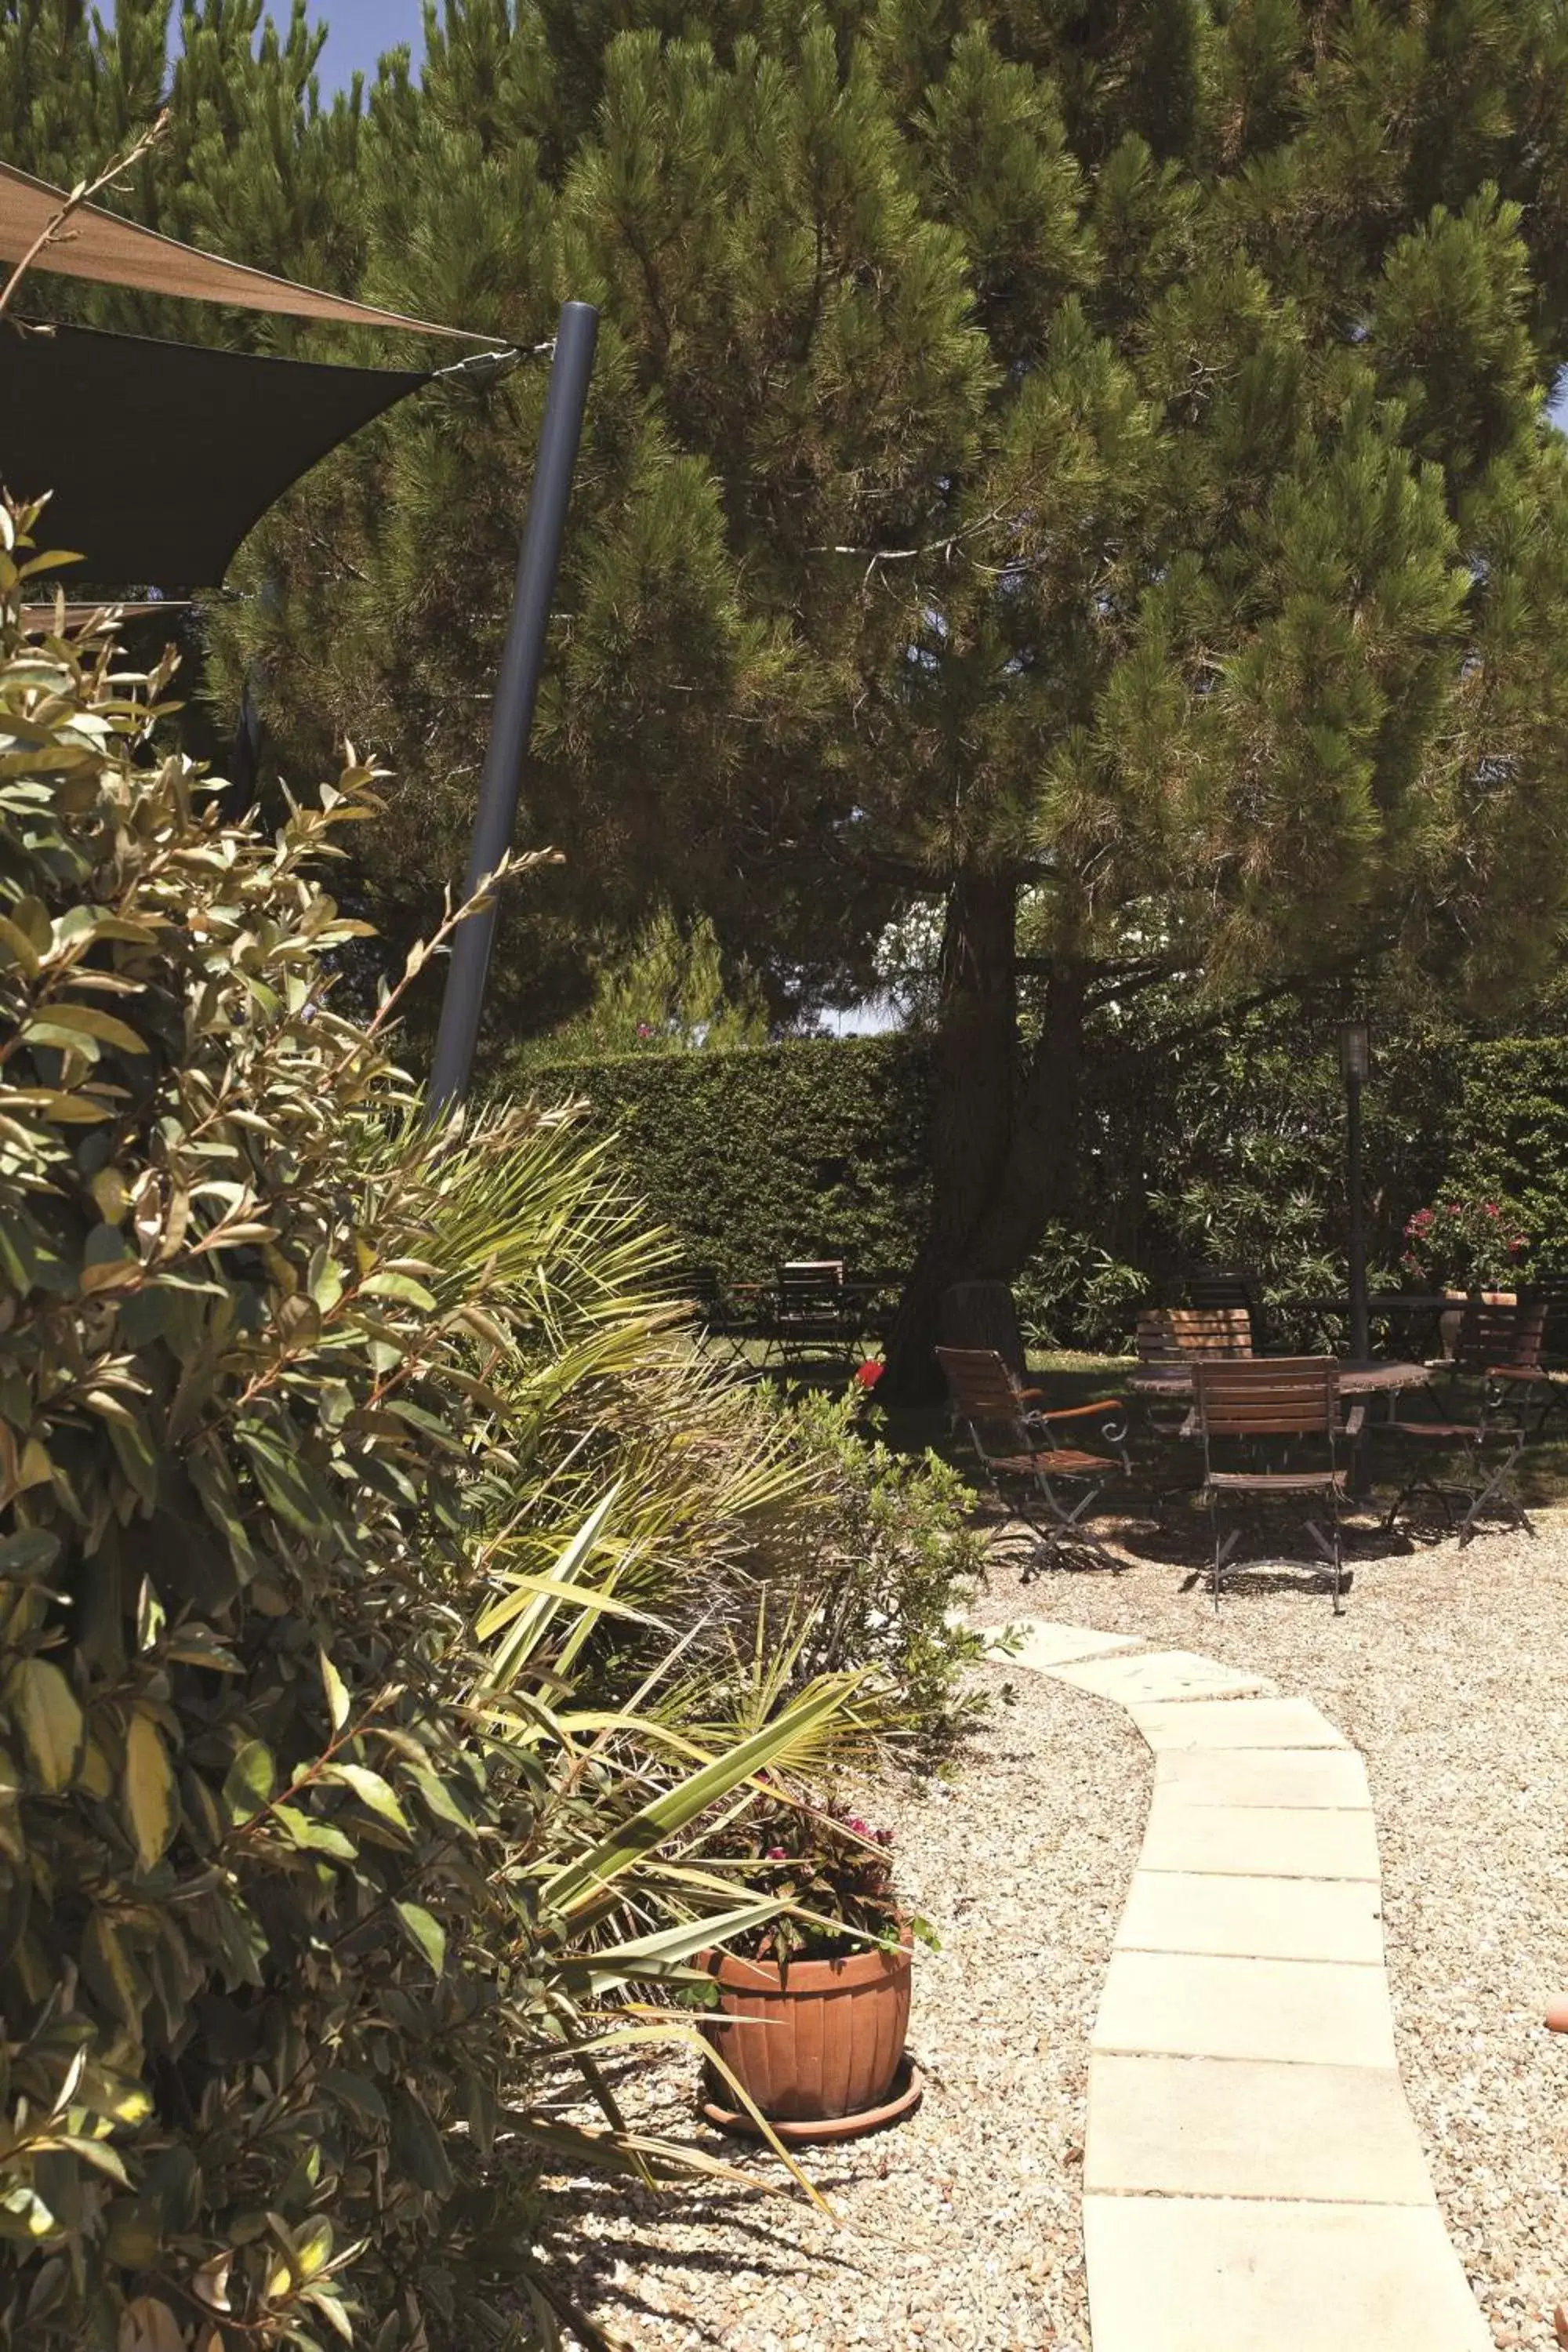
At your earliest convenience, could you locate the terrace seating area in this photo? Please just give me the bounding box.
[695,1253,1568,1611]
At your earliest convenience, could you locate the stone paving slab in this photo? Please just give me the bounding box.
[1083,2195,1492,2352]
[1131,1694,1349,1751]
[1007,1624,1487,2351]
[1138,1800,1381,1882]
[1000,1618,1149,1669]
[1092,1948,1397,2069]
[1084,2053,1434,2204]
[1154,1744,1373,1810]
[1047,1648,1277,1706]
[1114,1870,1385,1965]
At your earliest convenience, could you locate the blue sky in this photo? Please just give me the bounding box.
[310,1,425,85]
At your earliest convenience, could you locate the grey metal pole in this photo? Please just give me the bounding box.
[426,299,599,1117]
[1348,1070,1369,1364]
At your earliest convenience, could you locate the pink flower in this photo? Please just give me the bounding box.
[766,1846,788,1860]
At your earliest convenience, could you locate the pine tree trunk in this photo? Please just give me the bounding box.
[882,940,1089,1401]
[964,962,1089,1272]
[880,871,1018,1399]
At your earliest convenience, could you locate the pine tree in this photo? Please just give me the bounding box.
[510,903,771,1065]
[27,4,1568,1385]
[0,3,371,347]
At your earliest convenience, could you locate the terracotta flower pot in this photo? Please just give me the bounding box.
[699,1933,911,2123]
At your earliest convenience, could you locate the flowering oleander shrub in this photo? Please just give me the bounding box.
[1402,1195,1530,1290]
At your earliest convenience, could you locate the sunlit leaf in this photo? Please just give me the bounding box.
[11,1656,84,1791]
[393,1900,446,1974]
[124,1713,178,1871]
[318,1649,350,1732]
[222,1739,275,1824]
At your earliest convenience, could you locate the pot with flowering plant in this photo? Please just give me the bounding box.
[1403,1195,1530,1305]
[695,1784,931,2141]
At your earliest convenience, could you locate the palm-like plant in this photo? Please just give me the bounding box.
[0,514,930,2352]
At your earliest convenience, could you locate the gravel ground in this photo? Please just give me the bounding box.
[967,1497,1568,2352]
[552,1656,1148,2351]
[555,1497,1568,2350]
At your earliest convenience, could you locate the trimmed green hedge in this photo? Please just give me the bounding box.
[509,1036,932,1283]
[503,1025,1568,1330]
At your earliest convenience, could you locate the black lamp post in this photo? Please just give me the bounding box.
[1340,1018,1371,1364]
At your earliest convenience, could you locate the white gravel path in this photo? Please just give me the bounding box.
[968,1504,1568,2351]
[553,1657,1148,2351]
[555,1505,1568,2350]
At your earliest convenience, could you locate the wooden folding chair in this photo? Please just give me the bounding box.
[1192,1356,1362,1614]
[1384,1300,1537,1545]
[1487,1294,1566,1439]
[1186,1269,1267,1350]
[774,1260,855,1376]
[937,1346,1129,1576]
[1138,1306,1254,1363]
[1136,1307,1253,1440]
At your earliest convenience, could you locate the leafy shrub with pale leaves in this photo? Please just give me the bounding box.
[0,513,922,2352]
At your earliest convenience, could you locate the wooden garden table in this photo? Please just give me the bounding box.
[1131,1359,1433,1500]
[1129,1359,1432,1403]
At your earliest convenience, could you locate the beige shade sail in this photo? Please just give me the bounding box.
[0,161,499,341]
[20,602,189,637]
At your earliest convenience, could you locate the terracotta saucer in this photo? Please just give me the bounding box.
[699,2057,924,2145]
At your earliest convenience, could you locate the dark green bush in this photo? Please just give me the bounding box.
[0,516,987,2352]
[496,1034,933,1283]
[505,1007,1479,1343]
[1444,1038,1568,1276]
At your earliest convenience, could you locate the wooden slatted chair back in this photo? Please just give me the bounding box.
[1137,1306,1254,1364]
[1523,1279,1568,1363]
[1453,1298,1544,1374]
[1187,1269,1261,1312]
[936,1346,1029,1455]
[1195,1356,1338,1440]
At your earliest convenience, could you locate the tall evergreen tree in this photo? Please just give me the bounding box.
[0,2,371,347]
[24,3,1568,1384]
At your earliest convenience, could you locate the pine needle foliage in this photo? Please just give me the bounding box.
[24,5,1568,1350]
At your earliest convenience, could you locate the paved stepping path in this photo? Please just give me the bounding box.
[1003,1615,1491,2352]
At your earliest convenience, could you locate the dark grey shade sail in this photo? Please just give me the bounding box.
[0,320,428,589]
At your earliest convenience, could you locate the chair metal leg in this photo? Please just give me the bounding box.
[1033,1474,1123,1572]
[1384,1453,1458,1540]
[1455,1432,1530,1547]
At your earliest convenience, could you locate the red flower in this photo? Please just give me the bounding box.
[765,1846,788,1860]
[854,1359,884,1389]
